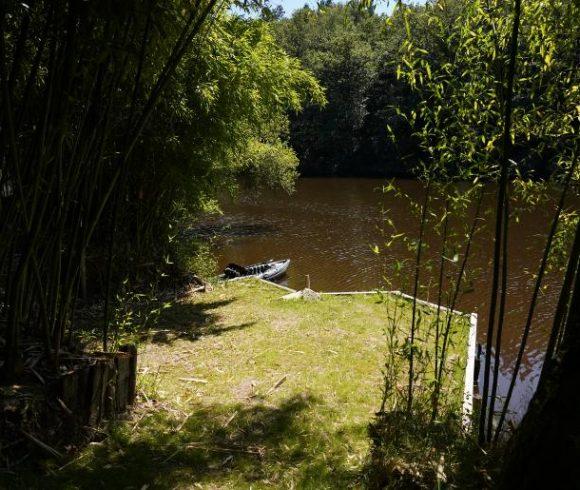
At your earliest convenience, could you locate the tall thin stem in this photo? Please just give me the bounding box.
[478,0,521,446]
[494,151,579,442]
[431,197,449,420]
[488,192,509,440]
[407,179,431,414]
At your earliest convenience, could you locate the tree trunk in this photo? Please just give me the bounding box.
[499,271,580,488]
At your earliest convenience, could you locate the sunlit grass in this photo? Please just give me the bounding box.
[40,279,469,489]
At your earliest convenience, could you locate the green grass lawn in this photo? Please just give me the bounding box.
[44,279,470,489]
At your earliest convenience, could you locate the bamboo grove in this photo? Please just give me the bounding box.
[384,0,580,453]
[0,0,323,383]
[0,0,219,381]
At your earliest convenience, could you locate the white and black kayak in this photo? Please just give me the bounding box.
[222,259,290,281]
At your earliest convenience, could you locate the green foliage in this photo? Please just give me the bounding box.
[0,0,323,370]
[372,157,485,481]
[274,3,389,175]
[172,238,218,278]
[1,0,233,372]
[111,282,172,347]
[368,411,486,488]
[387,0,579,451]
[396,0,579,181]
[274,0,578,179]
[272,1,459,176]
[237,139,300,194]
[126,15,324,274]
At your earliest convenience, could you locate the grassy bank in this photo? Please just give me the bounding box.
[21,279,470,489]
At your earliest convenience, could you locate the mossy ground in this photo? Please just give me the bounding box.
[12,279,469,489]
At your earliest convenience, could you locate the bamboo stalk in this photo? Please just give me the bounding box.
[1,0,222,380]
[407,179,431,413]
[487,192,509,441]
[493,151,579,442]
[478,0,521,446]
[434,199,450,387]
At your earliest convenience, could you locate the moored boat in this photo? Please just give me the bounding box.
[222,259,290,281]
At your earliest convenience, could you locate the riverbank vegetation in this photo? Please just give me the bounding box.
[271,0,469,177]
[0,0,323,379]
[272,0,578,180]
[273,2,419,176]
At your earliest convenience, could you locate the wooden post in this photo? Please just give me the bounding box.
[54,346,138,429]
[88,358,109,426]
[119,344,138,406]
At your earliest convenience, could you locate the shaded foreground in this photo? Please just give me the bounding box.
[10,280,469,488]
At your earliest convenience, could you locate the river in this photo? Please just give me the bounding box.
[201,178,570,421]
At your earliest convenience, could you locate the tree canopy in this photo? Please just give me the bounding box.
[272,1,454,176]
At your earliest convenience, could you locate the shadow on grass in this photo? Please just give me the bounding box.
[143,297,256,345]
[41,393,361,489]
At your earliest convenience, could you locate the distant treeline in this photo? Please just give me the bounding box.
[270,2,436,177]
[271,1,555,178]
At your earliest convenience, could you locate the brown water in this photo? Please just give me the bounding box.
[202,178,568,420]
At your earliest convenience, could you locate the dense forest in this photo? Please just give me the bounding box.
[1,0,579,487]
[274,2,420,176]
[272,0,573,178]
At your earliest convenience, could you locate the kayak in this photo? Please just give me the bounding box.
[222,259,290,281]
